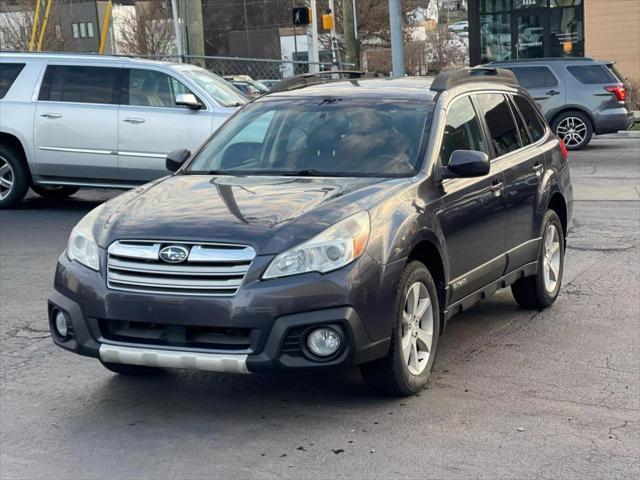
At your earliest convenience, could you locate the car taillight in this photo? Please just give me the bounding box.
[605,85,626,101]
[559,138,568,161]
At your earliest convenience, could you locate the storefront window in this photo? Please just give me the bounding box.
[550,0,582,7]
[480,13,512,62]
[513,0,548,8]
[480,0,511,13]
[550,6,583,57]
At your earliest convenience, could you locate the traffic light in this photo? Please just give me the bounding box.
[322,11,334,30]
[293,6,311,26]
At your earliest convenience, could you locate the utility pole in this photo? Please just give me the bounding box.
[388,0,405,77]
[341,0,358,68]
[171,0,183,60]
[180,0,205,62]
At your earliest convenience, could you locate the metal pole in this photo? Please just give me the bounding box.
[98,0,112,54]
[28,0,42,52]
[308,0,320,72]
[388,0,405,77]
[36,0,52,52]
[171,0,183,60]
[352,0,358,40]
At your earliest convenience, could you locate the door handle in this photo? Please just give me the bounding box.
[123,118,145,124]
[533,163,544,176]
[546,90,560,96]
[40,113,61,119]
[490,181,503,197]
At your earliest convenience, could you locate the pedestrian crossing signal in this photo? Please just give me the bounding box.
[293,6,311,26]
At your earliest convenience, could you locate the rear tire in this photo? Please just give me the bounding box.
[0,145,29,209]
[552,110,593,150]
[361,261,440,396]
[511,210,565,309]
[31,185,80,199]
[100,360,162,376]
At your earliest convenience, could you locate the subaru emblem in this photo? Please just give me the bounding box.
[159,245,189,263]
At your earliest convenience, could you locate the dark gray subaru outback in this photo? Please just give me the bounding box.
[49,68,573,395]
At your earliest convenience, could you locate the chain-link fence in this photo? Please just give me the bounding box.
[145,54,356,81]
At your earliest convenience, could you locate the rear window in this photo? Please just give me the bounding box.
[567,64,619,85]
[39,65,121,104]
[0,63,25,98]
[508,66,558,89]
[513,95,546,142]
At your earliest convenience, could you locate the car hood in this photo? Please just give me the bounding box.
[96,174,409,255]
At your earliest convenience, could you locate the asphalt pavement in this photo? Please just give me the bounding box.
[1,137,638,479]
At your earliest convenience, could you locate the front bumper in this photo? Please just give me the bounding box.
[48,252,401,373]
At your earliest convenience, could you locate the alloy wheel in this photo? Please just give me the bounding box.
[0,156,14,200]
[542,224,561,293]
[556,116,587,148]
[401,282,434,376]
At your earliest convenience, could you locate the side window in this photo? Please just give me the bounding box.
[38,65,121,104]
[475,93,521,157]
[508,96,531,146]
[0,63,25,98]
[513,95,546,142]
[439,96,487,167]
[508,66,558,89]
[127,69,196,108]
[567,65,618,84]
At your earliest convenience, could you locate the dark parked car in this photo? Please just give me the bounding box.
[49,68,573,396]
[491,58,634,150]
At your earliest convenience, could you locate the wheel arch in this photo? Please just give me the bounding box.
[0,131,32,184]
[407,239,447,333]
[547,191,568,238]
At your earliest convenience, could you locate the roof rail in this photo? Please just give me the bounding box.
[490,57,595,64]
[430,67,518,92]
[269,70,381,93]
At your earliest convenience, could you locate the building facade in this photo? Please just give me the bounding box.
[468,0,639,80]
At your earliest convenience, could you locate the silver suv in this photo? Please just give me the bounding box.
[0,53,247,207]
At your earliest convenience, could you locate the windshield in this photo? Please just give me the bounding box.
[186,98,432,177]
[182,68,248,107]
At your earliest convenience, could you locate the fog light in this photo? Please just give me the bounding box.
[54,310,69,338]
[306,327,341,357]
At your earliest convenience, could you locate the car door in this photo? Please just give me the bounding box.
[436,95,507,304]
[500,94,547,272]
[34,64,121,181]
[506,65,564,120]
[117,67,214,182]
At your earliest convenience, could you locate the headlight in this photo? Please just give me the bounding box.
[66,205,104,271]
[263,211,370,279]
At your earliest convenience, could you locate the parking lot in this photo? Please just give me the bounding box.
[0,137,638,479]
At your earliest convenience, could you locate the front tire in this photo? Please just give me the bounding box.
[552,111,593,150]
[0,145,29,209]
[100,361,162,376]
[31,185,80,199]
[361,261,440,396]
[511,210,565,309]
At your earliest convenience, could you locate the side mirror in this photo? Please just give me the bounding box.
[443,150,490,179]
[166,149,191,172]
[175,93,202,110]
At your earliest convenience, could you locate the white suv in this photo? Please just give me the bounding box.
[0,53,247,207]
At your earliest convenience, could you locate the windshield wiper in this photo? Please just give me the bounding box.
[279,169,329,177]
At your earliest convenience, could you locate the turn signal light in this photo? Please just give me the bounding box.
[605,85,626,101]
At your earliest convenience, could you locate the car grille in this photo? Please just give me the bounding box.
[98,319,254,351]
[107,240,255,296]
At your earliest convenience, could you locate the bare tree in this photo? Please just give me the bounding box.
[424,24,468,72]
[0,0,75,51]
[117,0,176,56]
